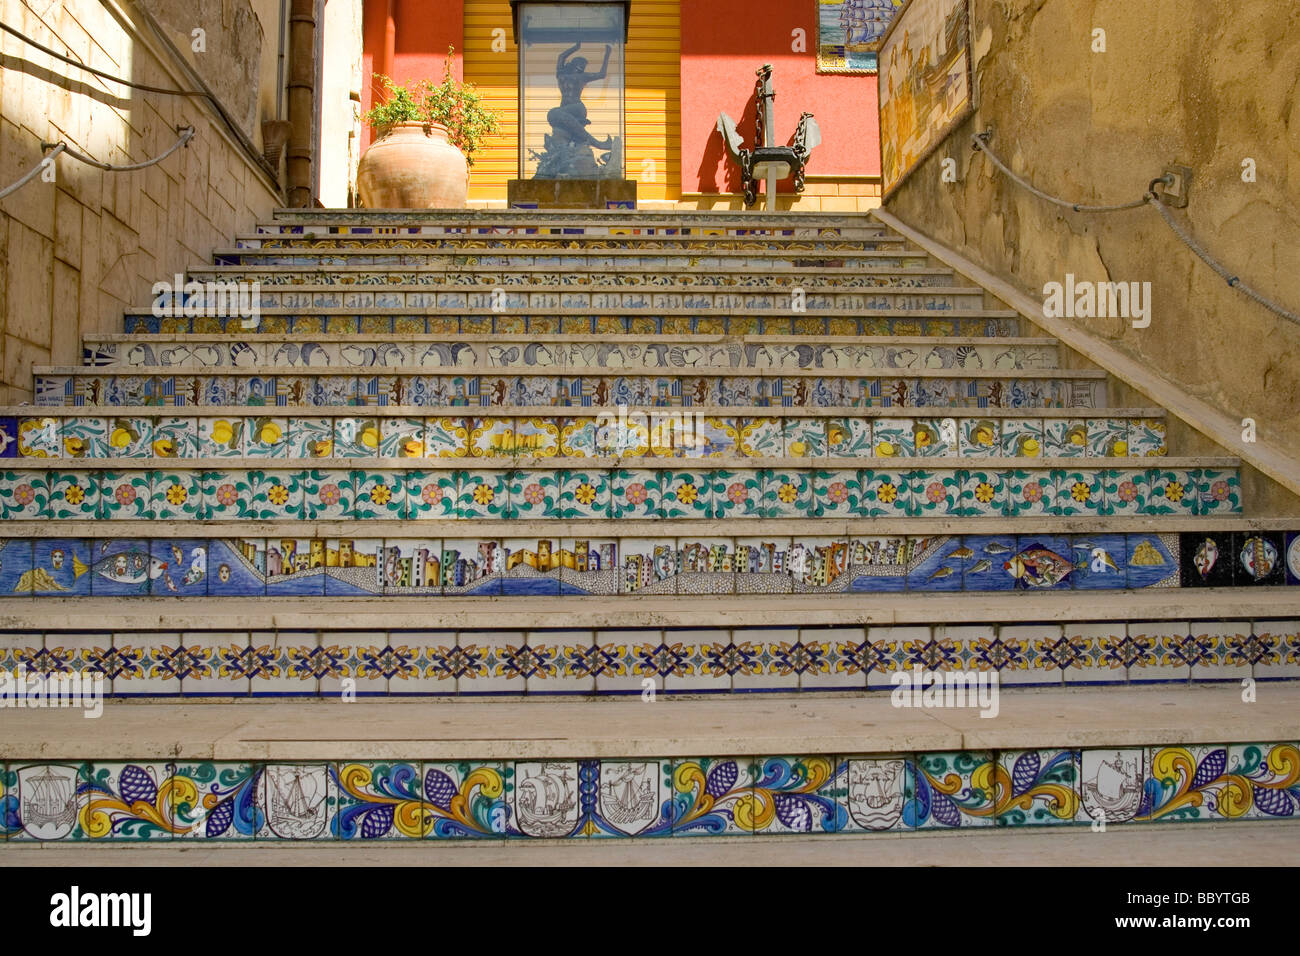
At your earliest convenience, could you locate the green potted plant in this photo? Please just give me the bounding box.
[357,47,502,208]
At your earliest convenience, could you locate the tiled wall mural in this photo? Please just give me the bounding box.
[4,620,1297,696]
[4,744,1297,839]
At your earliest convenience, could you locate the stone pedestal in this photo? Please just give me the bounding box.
[508,178,638,209]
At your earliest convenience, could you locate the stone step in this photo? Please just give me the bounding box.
[82,335,1061,372]
[0,458,1241,521]
[212,249,935,270]
[3,408,1167,461]
[3,583,1294,627]
[33,368,1109,409]
[123,310,1023,337]
[238,232,910,250]
[1,690,1298,840]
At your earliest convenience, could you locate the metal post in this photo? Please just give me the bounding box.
[757,65,776,211]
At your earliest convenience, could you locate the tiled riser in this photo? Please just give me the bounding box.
[33,373,1105,409]
[83,340,1058,372]
[212,253,931,269]
[0,466,1238,520]
[1,529,1290,598]
[256,220,889,237]
[244,237,904,250]
[188,269,952,289]
[130,290,988,313]
[5,414,1166,460]
[5,744,1299,839]
[6,622,1299,693]
[124,314,1021,336]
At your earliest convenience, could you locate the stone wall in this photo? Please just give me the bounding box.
[0,0,282,403]
[884,0,1300,448]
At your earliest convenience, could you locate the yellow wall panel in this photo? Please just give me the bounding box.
[463,0,680,202]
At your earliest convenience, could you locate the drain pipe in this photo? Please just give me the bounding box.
[286,0,317,206]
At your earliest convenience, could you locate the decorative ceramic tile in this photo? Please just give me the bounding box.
[352,470,405,520]
[871,419,913,457]
[265,538,326,595]
[1126,533,1179,588]
[323,541,384,597]
[1196,469,1241,515]
[1127,418,1167,457]
[912,418,957,457]
[1184,621,1250,681]
[335,418,380,458]
[810,468,861,518]
[1101,468,1148,517]
[60,417,108,458]
[660,469,711,519]
[1053,468,1105,517]
[423,417,471,458]
[994,750,1081,827]
[907,536,969,592]
[677,537,734,595]
[1179,532,1234,587]
[909,469,962,516]
[78,763,177,839]
[710,469,763,519]
[555,469,610,519]
[18,416,63,458]
[824,417,873,457]
[402,470,455,519]
[756,468,807,518]
[456,470,509,520]
[842,757,914,832]
[783,419,825,458]
[330,762,424,839]
[1087,418,1129,457]
[198,418,247,457]
[0,470,47,520]
[911,752,995,828]
[1078,749,1146,825]
[1146,467,1197,516]
[442,539,504,596]
[960,417,1000,457]
[608,468,659,520]
[858,469,909,517]
[671,757,758,836]
[1002,469,1051,517]
[621,538,678,595]
[1125,622,1192,683]
[256,764,335,839]
[737,417,783,457]
[1233,532,1285,585]
[168,762,262,839]
[1071,534,1127,590]
[149,540,210,597]
[1287,533,1300,586]
[734,536,792,594]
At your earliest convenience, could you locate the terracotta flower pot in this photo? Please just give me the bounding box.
[357,121,469,209]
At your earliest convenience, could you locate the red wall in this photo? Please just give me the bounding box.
[681,0,880,194]
[361,0,464,151]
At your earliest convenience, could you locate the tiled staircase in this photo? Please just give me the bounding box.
[2,209,1297,844]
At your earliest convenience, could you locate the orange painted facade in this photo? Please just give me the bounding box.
[360,0,880,208]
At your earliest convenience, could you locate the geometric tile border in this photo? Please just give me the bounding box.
[4,620,1297,696]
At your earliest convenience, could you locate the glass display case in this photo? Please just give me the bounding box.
[514,1,626,180]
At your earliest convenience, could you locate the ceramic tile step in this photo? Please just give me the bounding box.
[142,285,994,314]
[82,336,1062,372]
[261,209,890,232]
[123,310,1024,338]
[5,691,1299,838]
[0,526,1286,602]
[176,267,966,295]
[0,458,1241,521]
[238,232,909,250]
[6,617,1299,697]
[3,409,1168,461]
[211,249,935,270]
[32,368,1109,409]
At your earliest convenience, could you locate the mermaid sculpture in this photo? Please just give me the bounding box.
[532,42,621,178]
